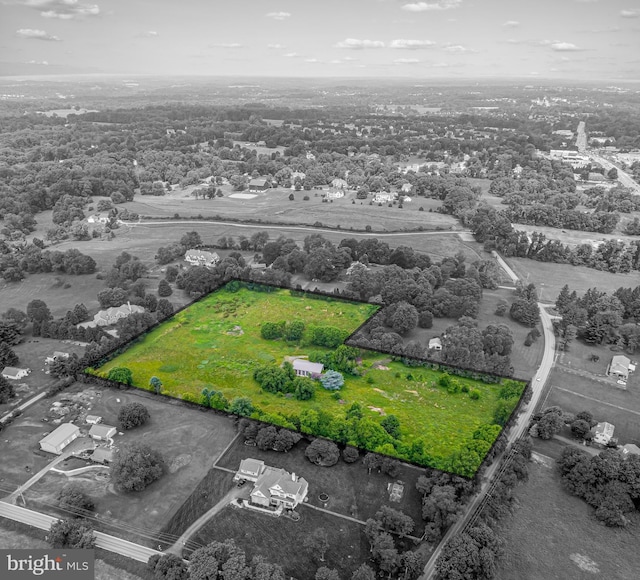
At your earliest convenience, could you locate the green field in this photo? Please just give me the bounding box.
[91,282,525,475]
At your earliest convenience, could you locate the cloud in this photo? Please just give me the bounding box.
[283,52,299,57]
[267,43,286,49]
[389,39,435,49]
[266,11,291,20]
[620,9,639,18]
[550,42,583,51]
[22,0,100,20]
[402,1,462,12]
[502,20,519,27]
[212,43,243,48]
[335,38,385,49]
[443,44,475,53]
[16,28,61,41]
[305,58,322,63]
[143,31,159,37]
[27,59,49,64]
[394,58,420,64]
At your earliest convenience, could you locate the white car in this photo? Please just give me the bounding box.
[617,380,627,386]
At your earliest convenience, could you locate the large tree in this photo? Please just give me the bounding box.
[303,527,330,562]
[48,518,95,549]
[111,443,165,492]
[57,483,94,516]
[305,439,340,466]
[118,402,150,430]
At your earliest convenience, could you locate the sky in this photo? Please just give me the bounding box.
[1,0,640,80]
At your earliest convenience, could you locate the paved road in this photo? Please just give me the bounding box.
[120,218,472,239]
[576,121,587,152]
[0,501,162,563]
[420,303,556,579]
[492,251,519,285]
[0,392,47,424]
[587,152,640,194]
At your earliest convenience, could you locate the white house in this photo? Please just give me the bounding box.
[184,249,220,267]
[373,192,394,204]
[85,415,102,425]
[620,443,640,459]
[428,338,442,351]
[1,366,30,380]
[400,183,412,193]
[592,422,615,446]
[331,178,348,190]
[87,215,109,224]
[39,423,80,455]
[292,359,324,378]
[325,188,345,199]
[89,424,117,442]
[608,355,630,382]
[78,302,145,329]
[45,351,69,365]
[235,460,308,511]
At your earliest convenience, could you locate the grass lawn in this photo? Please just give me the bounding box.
[92,283,525,474]
[496,458,640,580]
[190,504,371,579]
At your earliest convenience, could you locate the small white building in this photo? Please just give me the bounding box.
[325,188,345,199]
[39,423,80,455]
[331,178,348,190]
[45,351,69,364]
[620,443,640,459]
[85,415,103,425]
[428,337,442,351]
[1,366,30,380]
[592,422,615,446]
[184,249,220,267]
[373,192,394,204]
[292,359,324,378]
[89,424,117,442]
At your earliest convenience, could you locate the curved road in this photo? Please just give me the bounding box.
[119,218,472,239]
[420,303,556,579]
[0,501,162,563]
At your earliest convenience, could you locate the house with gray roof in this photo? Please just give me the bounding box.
[292,359,324,378]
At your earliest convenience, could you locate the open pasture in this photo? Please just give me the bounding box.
[496,459,640,580]
[122,185,457,232]
[92,283,525,474]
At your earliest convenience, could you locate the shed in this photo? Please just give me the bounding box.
[39,423,80,455]
[428,337,442,351]
[89,424,117,441]
[248,178,269,192]
[292,359,324,378]
[91,447,114,464]
[85,415,102,425]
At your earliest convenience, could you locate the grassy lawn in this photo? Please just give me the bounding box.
[92,283,525,474]
[190,504,371,579]
[496,458,640,580]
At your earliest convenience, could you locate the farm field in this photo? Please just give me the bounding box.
[121,185,458,232]
[496,457,640,580]
[91,282,525,474]
[505,256,638,298]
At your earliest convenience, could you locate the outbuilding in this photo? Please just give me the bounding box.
[89,424,117,442]
[1,366,30,380]
[39,423,80,455]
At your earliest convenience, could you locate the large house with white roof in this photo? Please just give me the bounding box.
[235,459,309,511]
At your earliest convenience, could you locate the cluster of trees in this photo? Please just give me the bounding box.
[253,362,316,399]
[558,447,640,526]
[555,284,640,350]
[155,231,205,265]
[471,205,640,274]
[509,282,540,328]
[0,242,96,282]
[438,317,515,377]
[504,205,619,234]
[48,518,95,550]
[117,402,150,430]
[148,539,285,580]
[0,314,23,384]
[260,320,305,342]
[434,438,532,579]
[110,442,165,492]
[240,420,303,453]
